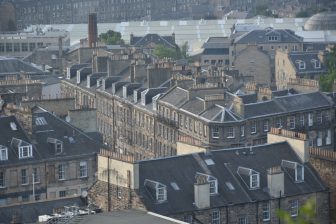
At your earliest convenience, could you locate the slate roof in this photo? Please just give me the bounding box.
[0,107,101,167]
[243,91,332,118]
[234,28,303,44]
[0,197,85,224]
[159,86,189,108]
[31,108,101,159]
[138,142,326,215]
[78,209,184,224]
[0,57,44,76]
[288,51,327,74]
[0,115,39,166]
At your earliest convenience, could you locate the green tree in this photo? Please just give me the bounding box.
[180,42,189,59]
[277,199,317,224]
[153,44,180,59]
[319,46,336,92]
[99,30,124,45]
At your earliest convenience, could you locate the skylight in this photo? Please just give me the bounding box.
[10,122,17,130]
[225,182,235,190]
[170,182,180,191]
[204,158,215,165]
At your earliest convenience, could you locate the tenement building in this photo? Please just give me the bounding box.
[88,129,329,223]
[61,47,336,161]
[159,85,335,153]
[275,49,328,89]
[230,27,304,85]
[0,105,101,208]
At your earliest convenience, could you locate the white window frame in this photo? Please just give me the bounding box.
[209,178,218,195]
[251,121,257,134]
[317,112,323,124]
[299,61,305,70]
[289,116,295,129]
[211,209,220,224]
[262,202,270,221]
[212,126,219,139]
[308,113,313,126]
[289,200,299,217]
[238,216,247,224]
[250,173,260,189]
[33,167,40,183]
[58,164,65,180]
[0,146,8,161]
[263,120,269,132]
[19,145,33,159]
[295,164,304,182]
[317,131,322,147]
[79,161,88,178]
[326,129,332,145]
[156,186,167,202]
[21,169,28,185]
[227,126,235,138]
[240,125,245,137]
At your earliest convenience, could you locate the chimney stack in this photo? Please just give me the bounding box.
[267,166,284,198]
[194,175,210,209]
[88,13,98,48]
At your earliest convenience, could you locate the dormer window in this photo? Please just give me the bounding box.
[296,60,305,70]
[141,89,148,106]
[311,59,321,69]
[0,145,8,161]
[47,138,63,154]
[237,166,260,189]
[281,160,304,182]
[195,173,218,195]
[268,36,278,41]
[144,179,167,203]
[11,138,33,159]
[35,117,47,126]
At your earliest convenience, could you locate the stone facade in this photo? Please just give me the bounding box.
[310,148,336,221]
[88,146,330,224]
[233,45,272,85]
[8,0,217,29]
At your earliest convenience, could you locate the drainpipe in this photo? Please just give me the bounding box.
[107,156,111,212]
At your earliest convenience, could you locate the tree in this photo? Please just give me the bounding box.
[153,44,180,59]
[153,42,190,60]
[99,30,124,45]
[277,199,317,224]
[180,42,189,59]
[319,46,336,92]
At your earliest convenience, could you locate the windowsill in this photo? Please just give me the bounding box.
[212,136,219,139]
[21,183,29,186]
[0,186,6,189]
[33,181,40,184]
[251,132,257,135]
[227,136,235,139]
[58,179,66,181]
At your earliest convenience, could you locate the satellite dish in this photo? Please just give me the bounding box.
[65,115,71,122]
[81,190,88,198]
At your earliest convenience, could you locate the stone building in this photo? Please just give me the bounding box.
[7,0,214,29]
[275,49,328,90]
[0,29,70,58]
[61,46,336,163]
[230,27,304,85]
[158,85,335,153]
[0,105,101,208]
[88,128,329,224]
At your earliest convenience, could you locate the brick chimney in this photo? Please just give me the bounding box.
[194,175,210,209]
[267,166,284,198]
